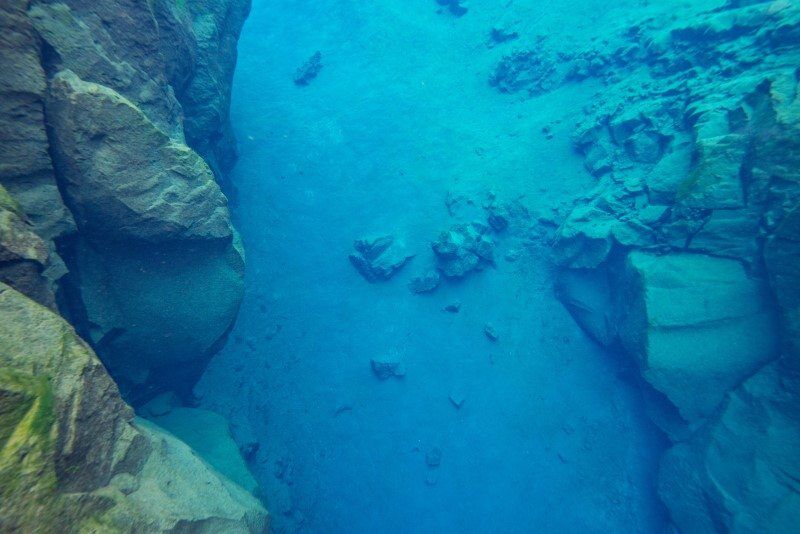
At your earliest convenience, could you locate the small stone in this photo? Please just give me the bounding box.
[294,51,323,86]
[449,391,465,409]
[425,447,443,468]
[443,302,461,313]
[484,324,499,341]
[370,358,406,380]
[409,270,441,294]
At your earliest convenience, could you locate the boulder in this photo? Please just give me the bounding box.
[46,70,232,243]
[432,222,495,278]
[617,251,779,422]
[0,283,267,532]
[179,0,252,179]
[370,357,406,380]
[146,407,259,494]
[658,362,800,533]
[0,1,75,291]
[490,49,556,96]
[645,148,692,205]
[409,270,441,294]
[765,203,800,357]
[293,51,323,86]
[67,235,245,402]
[552,205,654,269]
[349,235,414,282]
[0,184,54,309]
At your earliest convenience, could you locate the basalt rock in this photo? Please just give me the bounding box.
[490,49,556,96]
[550,3,800,529]
[0,0,252,403]
[350,235,414,282]
[0,283,267,532]
[0,0,257,525]
[432,222,495,278]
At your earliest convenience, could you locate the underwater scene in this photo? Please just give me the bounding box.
[1,0,799,532]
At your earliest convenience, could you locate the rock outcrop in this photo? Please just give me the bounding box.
[0,0,262,529]
[545,2,800,530]
[0,283,267,532]
[1,0,250,403]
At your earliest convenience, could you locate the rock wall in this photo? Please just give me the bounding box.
[0,0,264,530]
[0,282,267,532]
[541,2,800,530]
[1,0,250,404]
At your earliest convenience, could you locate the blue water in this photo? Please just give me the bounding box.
[197,1,671,532]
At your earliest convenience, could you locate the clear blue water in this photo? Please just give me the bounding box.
[197,1,675,532]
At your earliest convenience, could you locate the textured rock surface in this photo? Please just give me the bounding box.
[0,283,267,532]
[0,0,262,529]
[146,407,259,494]
[47,70,232,242]
[618,251,778,422]
[0,0,251,402]
[548,2,800,530]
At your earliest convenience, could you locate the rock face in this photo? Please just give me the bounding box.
[0,283,267,532]
[546,2,800,530]
[0,0,261,528]
[145,407,260,495]
[0,0,251,403]
[618,252,778,422]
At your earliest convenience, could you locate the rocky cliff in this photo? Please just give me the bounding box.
[1,0,249,403]
[1,0,265,530]
[541,1,800,530]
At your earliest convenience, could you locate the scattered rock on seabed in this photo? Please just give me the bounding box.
[449,390,466,409]
[435,0,468,17]
[443,301,461,313]
[425,448,443,468]
[432,222,495,278]
[370,357,406,379]
[294,51,322,86]
[484,323,499,341]
[349,234,414,282]
[409,270,441,294]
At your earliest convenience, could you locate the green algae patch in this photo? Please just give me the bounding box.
[0,368,60,530]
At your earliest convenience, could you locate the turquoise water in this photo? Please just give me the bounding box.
[197,1,671,532]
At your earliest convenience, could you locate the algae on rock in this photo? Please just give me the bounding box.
[0,282,267,532]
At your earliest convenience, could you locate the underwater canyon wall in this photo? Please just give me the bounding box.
[0,0,266,530]
[539,2,800,531]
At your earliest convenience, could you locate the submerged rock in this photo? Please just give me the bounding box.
[294,51,323,86]
[370,357,406,380]
[0,283,267,532]
[435,0,468,17]
[483,323,499,342]
[350,235,414,282]
[490,49,556,96]
[425,448,443,468]
[146,407,260,494]
[618,252,779,422]
[659,362,800,532]
[409,270,441,294]
[432,222,495,278]
[448,390,466,409]
[443,301,461,313]
[47,70,233,242]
